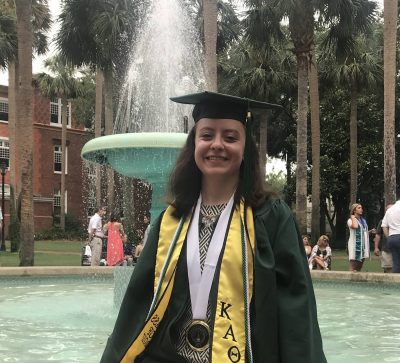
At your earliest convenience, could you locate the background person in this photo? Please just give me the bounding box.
[142,212,151,246]
[101,92,326,363]
[87,206,107,266]
[374,204,393,273]
[381,199,400,273]
[347,203,370,272]
[303,234,312,258]
[103,212,125,266]
[309,235,332,270]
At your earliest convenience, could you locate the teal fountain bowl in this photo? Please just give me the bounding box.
[81,132,188,218]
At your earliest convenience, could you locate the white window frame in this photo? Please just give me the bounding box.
[54,145,68,174]
[0,97,8,122]
[50,98,71,127]
[0,138,10,169]
[53,189,67,214]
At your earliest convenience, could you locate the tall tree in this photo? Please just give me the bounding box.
[319,2,379,205]
[383,0,398,204]
[37,56,82,230]
[1,0,50,253]
[56,0,146,209]
[203,0,218,90]
[15,0,34,266]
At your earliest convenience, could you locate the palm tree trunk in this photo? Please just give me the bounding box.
[60,97,68,231]
[295,53,308,234]
[95,68,103,207]
[383,0,397,204]
[15,0,34,266]
[309,49,320,241]
[349,83,358,204]
[104,68,114,210]
[203,0,218,91]
[8,62,21,252]
[259,115,268,178]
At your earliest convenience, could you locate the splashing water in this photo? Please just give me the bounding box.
[114,0,205,134]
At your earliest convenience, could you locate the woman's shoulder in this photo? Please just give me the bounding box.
[253,197,291,219]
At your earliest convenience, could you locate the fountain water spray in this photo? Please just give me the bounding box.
[81,0,205,218]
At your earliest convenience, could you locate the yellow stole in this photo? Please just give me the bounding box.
[121,200,255,363]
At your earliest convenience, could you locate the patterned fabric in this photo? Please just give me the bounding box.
[176,203,226,363]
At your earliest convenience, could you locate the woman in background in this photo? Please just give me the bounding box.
[303,234,312,258]
[104,212,125,266]
[347,203,370,272]
[309,235,332,270]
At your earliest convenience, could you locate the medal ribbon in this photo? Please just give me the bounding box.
[187,194,234,320]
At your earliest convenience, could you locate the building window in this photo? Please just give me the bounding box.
[53,189,67,216]
[0,139,10,168]
[50,98,71,126]
[0,98,8,122]
[54,145,68,174]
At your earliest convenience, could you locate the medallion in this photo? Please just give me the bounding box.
[186,320,211,352]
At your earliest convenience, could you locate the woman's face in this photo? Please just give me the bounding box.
[194,118,246,181]
[303,236,309,246]
[354,204,363,215]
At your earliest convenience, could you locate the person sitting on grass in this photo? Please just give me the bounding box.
[309,235,332,270]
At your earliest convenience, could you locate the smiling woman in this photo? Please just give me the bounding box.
[100,91,326,363]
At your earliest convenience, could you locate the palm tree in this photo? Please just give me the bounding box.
[0,10,17,68]
[219,34,296,176]
[1,0,50,253]
[309,47,321,240]
[15,0,34,266]
[319,9,380,205]
[383,0,397,204]
[56,0,146,210]
[37,56,82,231]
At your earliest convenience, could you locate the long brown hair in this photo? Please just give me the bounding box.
[167,124,274,218]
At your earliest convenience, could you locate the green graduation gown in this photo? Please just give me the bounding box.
[100,198,327,363]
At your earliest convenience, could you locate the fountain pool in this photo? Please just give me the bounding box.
[1,273,399,363]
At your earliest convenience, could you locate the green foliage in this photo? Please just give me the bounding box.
[73,70,96,129]
[36,213,86,240]
[266,170,286,195]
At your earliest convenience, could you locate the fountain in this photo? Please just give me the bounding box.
[81,0,205,218]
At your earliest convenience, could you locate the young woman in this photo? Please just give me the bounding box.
[347,203,370,272]
[303,234,312,258]
[309,235,332,270]
[101,92,326,363]
[103,212,125,266]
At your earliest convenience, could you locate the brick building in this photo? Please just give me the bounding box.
[0,84,87,235]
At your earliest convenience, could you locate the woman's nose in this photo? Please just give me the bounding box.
[210,135,223,149]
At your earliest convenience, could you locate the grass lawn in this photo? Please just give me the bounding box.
[0,240,383,271]
[0,240,83,267]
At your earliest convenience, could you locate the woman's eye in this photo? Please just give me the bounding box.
[225,135,238,142]
[199,133,212,139]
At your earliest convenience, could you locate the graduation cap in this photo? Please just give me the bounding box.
[170,91,282,198]
[170,91,282,124]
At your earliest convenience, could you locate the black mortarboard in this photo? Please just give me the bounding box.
[170,91,282,124]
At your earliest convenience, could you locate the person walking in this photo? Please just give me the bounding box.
[87,206,107,266]
[347,203,370,272]
[381,200,400,273]
[374,204,393,273]
[100,91,326,363]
